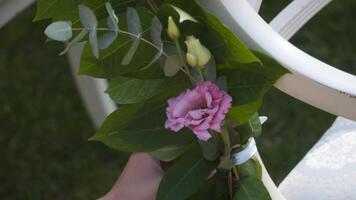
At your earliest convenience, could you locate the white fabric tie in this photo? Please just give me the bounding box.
[233,138,257,165]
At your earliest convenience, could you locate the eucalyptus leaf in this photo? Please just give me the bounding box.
[98,32,118,50]
[44,21,73,42]
[98,2,120,50]
[89,29,99,59]
[164,55,182,77]
[79,7,158,79]
[121,7,142,65]
[106,76,169,104]
[78,4,98,29]
[157,144,217,200]
[141,17,164,70]
[105,2,119,31]
[204,56,216,82]
[171,5,198,23]
[60,29,88,55]
[234,177,272,200]
[191,68,203,85]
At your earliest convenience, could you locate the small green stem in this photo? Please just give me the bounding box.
[198,68,205,81]
[232,166,240,181]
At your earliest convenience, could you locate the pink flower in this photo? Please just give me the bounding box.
[165,81,232,141]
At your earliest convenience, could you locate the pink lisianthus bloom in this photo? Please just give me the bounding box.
[165,81,232,141]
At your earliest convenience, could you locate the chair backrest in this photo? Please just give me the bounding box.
[197,0,356,121]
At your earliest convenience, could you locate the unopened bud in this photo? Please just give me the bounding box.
[167,16,180,40]
[185,36,211,68]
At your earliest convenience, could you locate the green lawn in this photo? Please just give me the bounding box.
[0,1,355,199]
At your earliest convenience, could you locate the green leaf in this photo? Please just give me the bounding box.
[198,140,220,161]
[60,29,88,55]
[150,144,190,162]
[236,113,262,143]
[106,76,169,104]
[121,7,142,65]
[170,5,198,23]
[34,0,77,21]
[78,4,98,29]
[79,7,158,79]
[142,16,164,69]
[89,29,99,59]
[164,55,182,77]
[238,157,263,179]
[234,177,272,200]
[91,83,194,152]
[157,144,217,200]
[228,100,262,125]
[44,21,73,42]
[98,3,119,50]
[189,172,229,200]
[98,31,118,50]
[204,57,216,82]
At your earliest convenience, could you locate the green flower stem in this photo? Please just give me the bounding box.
[198,68,205,81]
[174,40,191,76]
[232,166,240,181]
[146,0,158,13]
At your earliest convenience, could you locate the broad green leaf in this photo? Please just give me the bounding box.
[198,140,220,161]
[234,177,272,200]
[189,172,229,200]
[203,13,260,65]
[60,29,88,55]
[121,7,142,65]
[34,0,77,21]
[171,5,198,23]
[236,113,262,143]
[106,76,169,104]
[228,100,262,125]
[150,144,190,162]
[157,144,217,200]
[91,83,194,152]
[89,29,99,59]
[44,21,72,42]
[238,157,263,179]
[78,4,98,29]
[215,76,227,91]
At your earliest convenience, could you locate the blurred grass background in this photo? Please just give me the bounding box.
[0,1,355,199]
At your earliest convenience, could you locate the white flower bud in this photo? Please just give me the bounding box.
[185,36,211,68]
[167,16,180,40]
[186,53,198,67]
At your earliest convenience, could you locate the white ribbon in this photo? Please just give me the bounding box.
[232,116,267,165]
[233,138,257,165]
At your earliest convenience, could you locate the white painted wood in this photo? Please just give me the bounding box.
[247,0,263,11]
[67,44,117,128]
[270,0,332,40]
[0,0,34,28]
[197,0,356,121]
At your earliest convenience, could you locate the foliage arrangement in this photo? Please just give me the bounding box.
[37,0,287,199]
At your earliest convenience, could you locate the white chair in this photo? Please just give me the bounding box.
[197,0,356,199]
[2,1,356,199]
